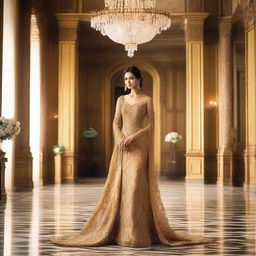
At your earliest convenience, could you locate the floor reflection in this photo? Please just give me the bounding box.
[29,188,40,256]
[186,182,205,234]
[0,179,255,256]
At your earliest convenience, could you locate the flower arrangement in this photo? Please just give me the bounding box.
[0,117,21,142]
[83,127,98,139]
[52,144,65,154]
[165,132,182,144]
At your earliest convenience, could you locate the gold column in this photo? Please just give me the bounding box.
[0,0,3,113]
[185,13,208,181]
[217,17,233,185]
[14,0,33,190]
[204,31,218,183]
[0,0,4,198]
[244,2,256,188]
[37,14,59,184]
[56,15,79,182]
[30,14,43,187]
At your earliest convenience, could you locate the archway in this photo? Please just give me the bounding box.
[103,61,161,173]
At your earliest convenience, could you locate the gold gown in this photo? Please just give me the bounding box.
[51,95,212,247]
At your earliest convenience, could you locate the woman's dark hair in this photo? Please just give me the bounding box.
[123,66,143,88]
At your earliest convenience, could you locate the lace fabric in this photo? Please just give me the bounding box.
[51,95,212,247]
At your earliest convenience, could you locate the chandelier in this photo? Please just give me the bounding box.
[91,0,171,57]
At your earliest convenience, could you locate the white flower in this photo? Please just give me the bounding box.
[8,119,15,125]
[83,127,98,139]
[0,117,21,142]
[5,124,13,134]
[53,144,65,154]
[14,125,20,135]
[165,132,182,144]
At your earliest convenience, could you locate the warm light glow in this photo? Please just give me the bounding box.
[53,115,58,119]
[2,0,18,191]
[91,0,171,57]
[209,100,218,109]
[30,14,41,187]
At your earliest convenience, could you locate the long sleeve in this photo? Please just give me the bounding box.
[133,97,154,139]
[113,96,125,144]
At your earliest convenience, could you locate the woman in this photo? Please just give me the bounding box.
[51,66,212,247]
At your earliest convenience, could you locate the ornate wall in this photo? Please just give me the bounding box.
[77,57,187,177]
[1,0,254,192]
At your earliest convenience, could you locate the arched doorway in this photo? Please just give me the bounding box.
[109,69,153,151]
[103,62,161,174]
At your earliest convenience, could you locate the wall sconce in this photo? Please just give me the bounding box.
[53,115,58,119]
[209,100,218,109]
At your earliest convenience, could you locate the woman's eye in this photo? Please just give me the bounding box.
[124,77,134,80]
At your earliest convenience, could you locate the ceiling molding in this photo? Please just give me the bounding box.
[55,12,191,23]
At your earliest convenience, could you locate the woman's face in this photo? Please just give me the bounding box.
[124,72,139,90]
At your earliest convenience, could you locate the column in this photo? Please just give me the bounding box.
[30,14,42,187]
[204,30,218,183]
[217,17,233,185]
[14,0,33,190]
[2,0,18,191]
[185,13,208,181]
[56,15,79,182]
[0,0,3,112]
[35,12,58,184]
[0,0,4,198]
[244,1,256,189]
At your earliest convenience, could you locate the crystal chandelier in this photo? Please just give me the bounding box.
[91,0,171,57]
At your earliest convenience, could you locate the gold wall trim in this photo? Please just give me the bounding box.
[186,41,205,179]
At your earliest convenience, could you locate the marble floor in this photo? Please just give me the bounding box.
[0,178,255,256]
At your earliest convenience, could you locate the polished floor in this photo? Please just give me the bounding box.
[0,178,255,256]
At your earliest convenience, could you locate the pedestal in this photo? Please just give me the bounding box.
[0,149,7,199]
[54,153,62,184]
[167,143,180,178]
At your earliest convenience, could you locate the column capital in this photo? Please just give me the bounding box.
[218,17,232,39]
[30,14,40,42]
[184,13,209,42]
[56,14,80,41]
[242,0,256,30]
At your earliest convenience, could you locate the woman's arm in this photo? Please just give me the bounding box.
[132,97,154,139]
[113,96,125,146]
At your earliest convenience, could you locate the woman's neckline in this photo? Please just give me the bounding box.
[123,95,148,106]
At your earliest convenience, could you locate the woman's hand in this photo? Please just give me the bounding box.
[120,135,135,151]
[123,135,134,147]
